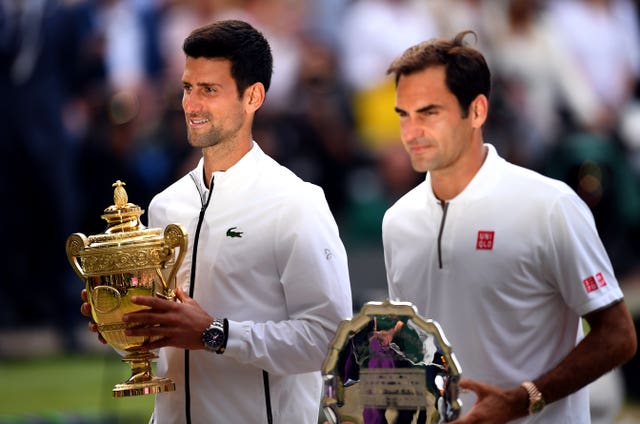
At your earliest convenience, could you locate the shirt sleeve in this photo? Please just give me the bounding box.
[545,189,624,317]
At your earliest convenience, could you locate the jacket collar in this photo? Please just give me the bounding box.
[190,141,263,201]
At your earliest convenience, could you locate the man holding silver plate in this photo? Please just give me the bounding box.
[380,30,637,423]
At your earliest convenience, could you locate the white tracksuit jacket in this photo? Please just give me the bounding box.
[147,142,352,423]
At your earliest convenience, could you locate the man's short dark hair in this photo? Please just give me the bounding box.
[183,20,273,97]
[387,30,491,118]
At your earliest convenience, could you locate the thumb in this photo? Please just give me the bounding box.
[459,378,482,394]
[174,286,192,303]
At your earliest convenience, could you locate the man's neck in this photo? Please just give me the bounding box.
[431,144,488,201]
[201,138,253,187]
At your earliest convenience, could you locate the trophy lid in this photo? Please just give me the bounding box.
[67,180,188,279]
[101,180,145,234]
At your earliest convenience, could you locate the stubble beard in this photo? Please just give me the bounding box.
[187,126,223,149]
[408,146,437,173]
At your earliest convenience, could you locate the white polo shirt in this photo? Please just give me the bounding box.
[383,144,623,423]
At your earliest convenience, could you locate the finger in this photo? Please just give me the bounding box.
[137,338,167,351]
[81,288,88,302]
[459,378,482,393]
[130,294,173,309]
[89,322,107,345]
[122,311,166,326]
[125,325,170,339]
[80,302,92,318]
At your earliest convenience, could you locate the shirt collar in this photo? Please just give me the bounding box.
[424,143,502,204]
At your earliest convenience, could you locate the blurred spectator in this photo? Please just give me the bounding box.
[428,0,508,55]
[491,0,605,168]
[548,0,640,136]
[274,32,363,216]
[0,0,99,348]
[544,132,640,277]
[337,0,439,151]
[338,0,437,92]
[341,143,422,245]
[538,0,640,278]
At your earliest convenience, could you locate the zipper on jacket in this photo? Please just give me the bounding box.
[437,200,449,269]
[263,371,274,424]
[184,175,214,424]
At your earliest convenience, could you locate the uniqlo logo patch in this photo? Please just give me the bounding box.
[476,231,494,250]
[583,276,598,293]
[583,272,607,293]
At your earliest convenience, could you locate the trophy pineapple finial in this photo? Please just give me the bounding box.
[113,180,128,208]
[102,180,144,233]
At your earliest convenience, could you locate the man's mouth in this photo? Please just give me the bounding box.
[188,116,209,126]
[409,143,433,154]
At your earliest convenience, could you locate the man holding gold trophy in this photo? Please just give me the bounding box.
[381,31,637,423]
[77,20,352,423]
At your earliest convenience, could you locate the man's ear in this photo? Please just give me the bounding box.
[470,94,488,129]
[245,82,265,112]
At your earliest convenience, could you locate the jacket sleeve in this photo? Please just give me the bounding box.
[223,184,353,375]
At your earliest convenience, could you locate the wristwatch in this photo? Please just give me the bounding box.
[521,381,545,415]
[202,318,228,354]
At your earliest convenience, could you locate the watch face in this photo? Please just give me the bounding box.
[203,325,224,349]
[531,399,545,414]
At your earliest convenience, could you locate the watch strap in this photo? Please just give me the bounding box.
[218,318,229,354]
[521,381,545,415]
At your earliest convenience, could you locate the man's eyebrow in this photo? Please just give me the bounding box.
[196,82,222,88]
[416,104,440,113]
[182,81,221,88]
[394,104,440,114]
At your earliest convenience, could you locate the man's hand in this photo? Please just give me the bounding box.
[80,288,107,345]
[449,379,527,424]
[123,286,214,350]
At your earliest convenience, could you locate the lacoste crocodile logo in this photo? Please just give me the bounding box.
[226,227,243,238]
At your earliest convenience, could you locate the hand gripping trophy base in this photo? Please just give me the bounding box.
[113,351,175,397]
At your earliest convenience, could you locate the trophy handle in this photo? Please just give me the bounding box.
[163,224,188,289]
[66,233,89,279]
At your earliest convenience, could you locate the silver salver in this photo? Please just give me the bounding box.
[322,300,462,423]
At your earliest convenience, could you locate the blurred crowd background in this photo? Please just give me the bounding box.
[1,0,640,398]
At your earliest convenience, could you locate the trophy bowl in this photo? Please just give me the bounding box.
[66,180,187,397]
[322,300,463,424]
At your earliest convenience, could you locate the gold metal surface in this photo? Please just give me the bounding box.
[322,300,463,423]
[66,181,187,397]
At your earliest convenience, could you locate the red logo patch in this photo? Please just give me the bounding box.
[583,276,598,293]
[595,272,607,288]
[476,231,494,250]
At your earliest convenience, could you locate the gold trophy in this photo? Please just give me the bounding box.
[66,180,187,397]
